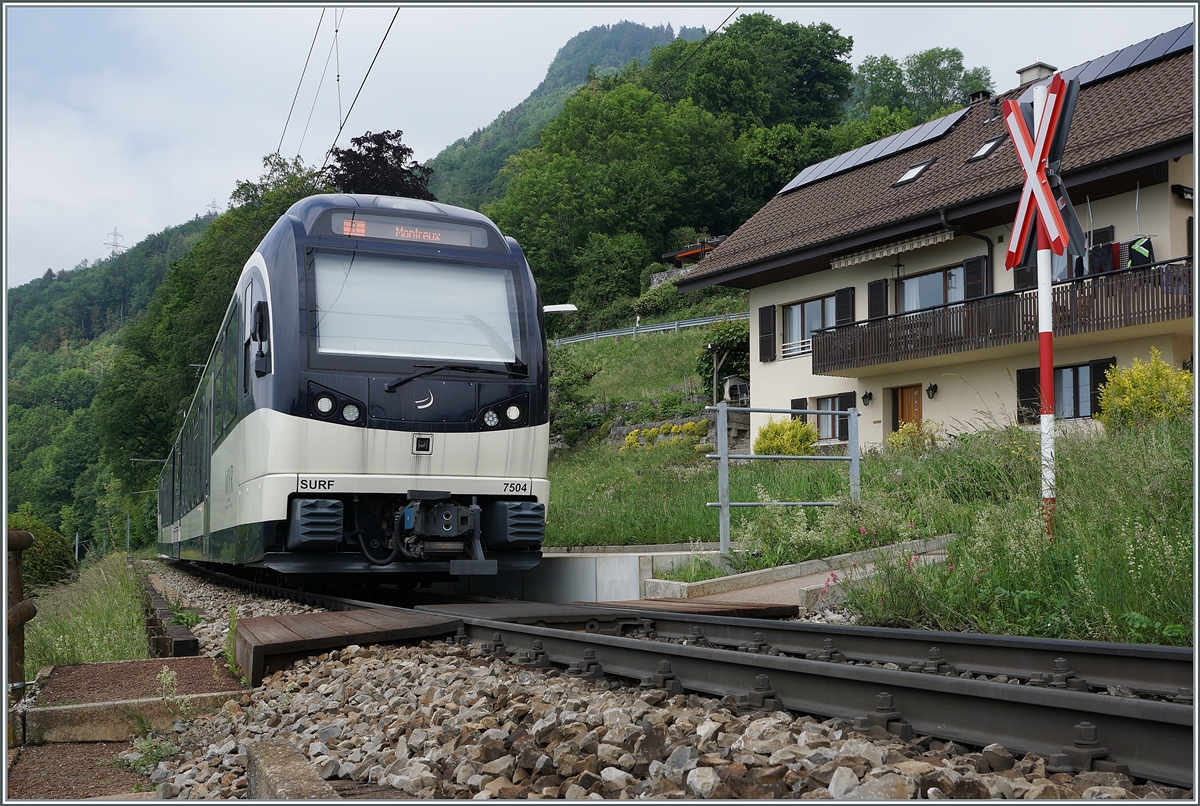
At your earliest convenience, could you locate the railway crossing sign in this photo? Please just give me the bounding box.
[1002,73,1084,269]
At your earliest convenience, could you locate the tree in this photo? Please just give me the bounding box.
[326,130,435,200]
[903,47,994,121]
[846,54,909,120]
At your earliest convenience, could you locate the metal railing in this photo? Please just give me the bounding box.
[812,258,1192,374]
[780,338,812,358]
[705,402,861,553]
[553,311,749,346]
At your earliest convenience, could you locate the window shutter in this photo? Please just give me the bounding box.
[1088,225,1115,245]
[1013,263,1036,290]
[963,255,989,299]
[1089,357,1116,416]
[867,278,889,319]
[1016,367,1039,424]
[835,287,855,325]
[758,305,776,362]
[791,397,807,424]
[837,391,856,441]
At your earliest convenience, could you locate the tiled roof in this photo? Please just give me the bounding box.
[681,45,1193,288]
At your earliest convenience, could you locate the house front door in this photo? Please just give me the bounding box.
[898,384,923,426]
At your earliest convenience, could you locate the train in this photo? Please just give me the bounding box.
[157,194,549,582]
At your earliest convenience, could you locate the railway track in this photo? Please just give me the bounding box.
[164,559,1196,788]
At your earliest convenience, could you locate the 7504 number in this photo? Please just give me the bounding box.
[502,481,529,493]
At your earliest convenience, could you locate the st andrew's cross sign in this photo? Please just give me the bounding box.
[1000,71,1084,534]
[1002,73,1086,267]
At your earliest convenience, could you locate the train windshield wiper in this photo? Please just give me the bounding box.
[383,362,519,393]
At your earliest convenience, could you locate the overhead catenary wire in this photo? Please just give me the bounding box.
[321,7,401,170]
[297,7,345,157]
[276,7,326,156]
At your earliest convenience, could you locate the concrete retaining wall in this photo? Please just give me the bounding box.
[642,535,955,599]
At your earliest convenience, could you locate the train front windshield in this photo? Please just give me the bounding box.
[312,251,524,364]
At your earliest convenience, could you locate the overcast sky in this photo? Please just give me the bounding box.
[3,4,1194,288]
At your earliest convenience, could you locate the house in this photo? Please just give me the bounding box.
[677,25,1194,447]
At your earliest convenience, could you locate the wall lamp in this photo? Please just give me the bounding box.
[926,383,938,400]
[861,391,873,407]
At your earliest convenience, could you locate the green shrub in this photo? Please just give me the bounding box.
[753,417,818,456]
[632,402,656,424]
[631,279,681,317]
[885,419,941,455]
[1096,346,1193,429]
[659,391,686,419]
[7,512,77,590]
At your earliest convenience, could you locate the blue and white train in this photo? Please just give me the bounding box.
[157,194,548,581]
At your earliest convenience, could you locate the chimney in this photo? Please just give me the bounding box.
[1017,61,1057,84]
[968,88,992,104]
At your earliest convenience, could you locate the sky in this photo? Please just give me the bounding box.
[3,4,1194,289]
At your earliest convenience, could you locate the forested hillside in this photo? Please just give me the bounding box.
[483,13,992,336]
[7,214,213,553]
[425,21,698,209]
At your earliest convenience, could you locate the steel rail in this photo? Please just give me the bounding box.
[451,614,1194,788]
[164,560,1194,786]
[596,609,1194,696]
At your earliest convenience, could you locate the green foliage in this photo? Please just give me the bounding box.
[426,22,676,209]
[694,319,750,401]
[631,279,682,317]
[903,47,993,121]
[1096,346,1193,429]
[658,552,726,583]
[753,417,818,456]
[326,130,434,199]
[842,419,1192,645]
[224,606,245,684]
[885,418,941,455]
[7,512,77,590]
[570,232,651,330]
[22,553,148,681]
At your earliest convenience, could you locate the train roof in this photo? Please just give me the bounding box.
[284,194,502,236]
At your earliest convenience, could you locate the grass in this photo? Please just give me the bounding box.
[559,326,709,406]
[840,419,1193,646]
[548,416,1193,646]
[22,552,149,680]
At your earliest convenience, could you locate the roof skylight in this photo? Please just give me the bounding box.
[968,135,1007,162]
[893,159,935,187]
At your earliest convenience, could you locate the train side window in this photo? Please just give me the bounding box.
[223,312,238,429]
[243,282,255,396]
[210,353,223,443]
[252,300,271,377]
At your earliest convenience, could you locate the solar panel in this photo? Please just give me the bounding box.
[776,106,970,195]
[1074,51,1120,85]
[1100,39,1151,77]
[1017,23,1192,104]
[1130,24,1192,69]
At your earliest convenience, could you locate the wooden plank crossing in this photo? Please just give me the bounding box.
[235,608,461,686]
[592,599,800,619]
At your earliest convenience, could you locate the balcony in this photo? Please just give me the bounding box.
[812,258,1192,375]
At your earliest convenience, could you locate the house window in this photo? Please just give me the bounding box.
[782,294,835,357]
[1016,357,1115,423]
[899,265,964,312]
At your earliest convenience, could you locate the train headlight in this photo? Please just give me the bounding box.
[483,410,500,427]
[314,394,336,415]
[505,404,522,422]
[342,403,361,422]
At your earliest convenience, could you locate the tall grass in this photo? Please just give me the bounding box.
[842,419,1193,646]
[22,553,149,679]
[559,327,708,406]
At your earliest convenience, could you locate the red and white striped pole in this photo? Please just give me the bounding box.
[1033,83,1056,535]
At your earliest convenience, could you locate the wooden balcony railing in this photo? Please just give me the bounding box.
[812,258,1192,374]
